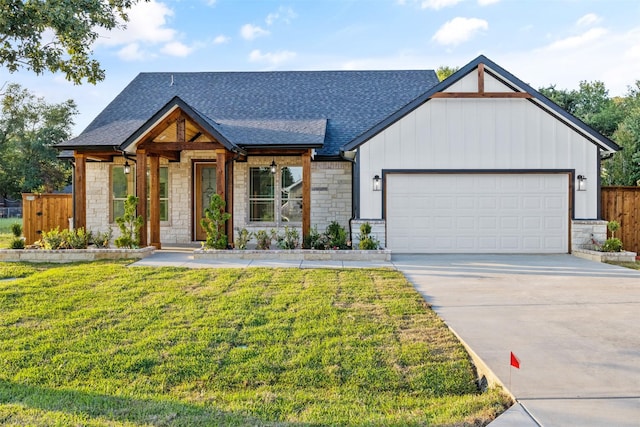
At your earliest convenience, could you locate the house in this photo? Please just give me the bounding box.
[57,55,619,253]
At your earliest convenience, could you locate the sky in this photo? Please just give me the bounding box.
[2,0,640,136]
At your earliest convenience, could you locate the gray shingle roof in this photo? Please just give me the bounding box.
[58,70,439,157]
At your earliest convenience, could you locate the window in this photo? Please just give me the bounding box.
[249,165,302,223]
[111,166,135,221]
[249,167,275,222]
[147,167,169,222]
[111,165,169,222]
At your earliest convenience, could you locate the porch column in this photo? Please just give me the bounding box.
[216,149,231,246]
[149,154,161,249]
[136,149,148,247]
[73,152,87,230]
[302,149,311,241]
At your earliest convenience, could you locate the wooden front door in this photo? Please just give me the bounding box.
[194,162,217,241]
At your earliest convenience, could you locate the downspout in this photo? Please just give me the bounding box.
[340,150,358,246]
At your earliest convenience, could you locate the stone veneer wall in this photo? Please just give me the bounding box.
[310,161,352,233]
[571,219,608,250]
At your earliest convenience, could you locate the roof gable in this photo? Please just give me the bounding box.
[343,55,620,153]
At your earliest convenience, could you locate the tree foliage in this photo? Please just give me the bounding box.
[0,0,146,84]
[436,65,459,82]
[0,83,77,199]
[540,80,640,185]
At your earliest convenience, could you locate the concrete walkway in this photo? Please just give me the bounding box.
[130,250,640,426]
[393,254,640,427]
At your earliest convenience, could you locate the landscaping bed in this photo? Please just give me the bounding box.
[194,248,391,261]
[0,246,154,263]
[0,261,510,426]
[572,248,637,263]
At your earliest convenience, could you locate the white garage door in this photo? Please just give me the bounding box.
[386,173,569,253]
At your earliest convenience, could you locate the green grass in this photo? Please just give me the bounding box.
[0,218,22,248]
[607,260,640,270]
[0,262,510,426]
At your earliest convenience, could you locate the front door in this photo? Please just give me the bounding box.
[194,162,217,241]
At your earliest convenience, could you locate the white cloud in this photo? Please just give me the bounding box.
[266,6,297,25]
[249,49,296,65]
[546,27,608,50]
[241,24,270,40]
[421,0,463,10]
[97,0,176,46]
[478,0,500,5]
[432,17,488,46]
[205,0,216,6]
[117,43,148,61]
[161,41,193,57]
[213,35,230,44]
[577,13,601,27]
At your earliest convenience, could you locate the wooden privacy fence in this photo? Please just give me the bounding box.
[601,187,640,254]
[22,193,73,244]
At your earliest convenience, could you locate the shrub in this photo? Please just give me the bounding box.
[41,227,65,250]
[10,223,22,238]
[200,194,231,250]
[358,222,380,250]
[276,226,300,249]
[62,228,91,249]
[255,229,276,250]
[235,228,252,250]
[326,221,349,249]
[115,195,144,249]
[91,228,113,248]
[10,238,24,249]
[602,238,623,252]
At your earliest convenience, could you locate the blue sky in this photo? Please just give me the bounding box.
[2,0,639,135]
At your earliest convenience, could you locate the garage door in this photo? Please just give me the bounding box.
[386,173,569,253]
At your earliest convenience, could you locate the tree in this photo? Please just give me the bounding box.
[0,0,146,84]
[0,83,77,199]
[436,65,459,82]
[603,81,640,185]
[539,81,624,138]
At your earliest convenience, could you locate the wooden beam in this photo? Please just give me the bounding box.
[149,154,161,249]
[302,150,311,242]
[478,63,485,94]
[430,92,533,99]
[136,149,148,247]
[73,152,87,230]
[138,142,224,152]
[177,117,186,143]
[226,153,234,246]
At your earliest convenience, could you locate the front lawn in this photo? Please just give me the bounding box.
[0,262,509,426]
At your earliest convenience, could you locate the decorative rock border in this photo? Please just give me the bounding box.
[0,247,155,263]
[572,248,637,263]
[194,248,392,262]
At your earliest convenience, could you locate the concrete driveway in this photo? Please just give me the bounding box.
[392,254,640,427]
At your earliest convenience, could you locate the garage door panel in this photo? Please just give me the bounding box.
[386,173,568,253]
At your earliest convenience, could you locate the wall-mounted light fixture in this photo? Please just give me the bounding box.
[270,159,277,174]
[123,160,131,175]
[373,174,382,191]
[577,175,587,191]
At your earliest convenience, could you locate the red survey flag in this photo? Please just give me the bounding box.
[510,352,520,369]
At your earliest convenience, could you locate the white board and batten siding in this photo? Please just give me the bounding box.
[358,69,600,253]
